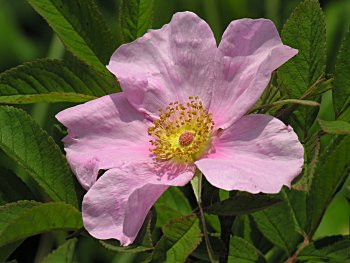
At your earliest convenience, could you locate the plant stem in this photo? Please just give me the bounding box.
[196,172,216,263]
[248,99,320,114]
[285,237,309,263]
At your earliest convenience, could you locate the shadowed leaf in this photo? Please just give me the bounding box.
[228,236,266,263]
[205,194,281,216]
[333,30,350,118]
[293,134,320,192]
[0,201,82,246]
[298,235,350,262]
[0,106,78,206]
[307,135,350,235]
[100,212,154,253]
[252,202,302,255]
[0,168,34,204]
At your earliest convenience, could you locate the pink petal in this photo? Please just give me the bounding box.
[56,93,151,190]
[210,19,298,129]
[107,11,216,119]
[82,162,195,245]
[195,114,304,194]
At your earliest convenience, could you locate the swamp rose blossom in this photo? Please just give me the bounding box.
[56,12,304,246]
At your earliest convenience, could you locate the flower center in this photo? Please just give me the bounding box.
[148,96,214,163]
[179,132,194,146]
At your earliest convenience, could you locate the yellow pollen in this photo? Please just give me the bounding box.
[148,96,214,163]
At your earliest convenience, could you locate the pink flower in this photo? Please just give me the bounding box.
[56,12,304,246]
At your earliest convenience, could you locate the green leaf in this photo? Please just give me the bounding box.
[318,119,350,135]
[0,240,23,262]
[333,30,350,117]
[100,212,154,253]
[154,187,192,227]
[281,189,308,235]
[0,201,82,246]
[252,202,302,255]
[0,58,117,104]
[307,135,350,234]
[279,0,326,96]
[0,106,78,206]
[232,215,254,244]
[250,99,320,114]
[120,0,154,43]
[27,0,116,74]
[278,0,326,134]
[298,235,350,262]
[0,168,34,204]
[42,238,77,263]
[191,236,226,261]
[151,215,202,262]
[293,134,320,192]
[205,194,281,216]
[339,106,350,123]
[228,237,266,263]
[100,241,153,254]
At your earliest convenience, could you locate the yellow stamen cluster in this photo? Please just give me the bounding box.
[148,96,214,163]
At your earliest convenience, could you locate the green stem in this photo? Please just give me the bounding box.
[196,172,216,263]
[249,99,320,114]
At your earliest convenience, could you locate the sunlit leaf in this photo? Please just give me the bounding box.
[120,0,154,43]
[154,187,192,227]
[27,0,116,74]
[278,0,326,136]
[42,238,77,263]
[318,119,350,135]
[151,215,202,262]
[0,58,117,104]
